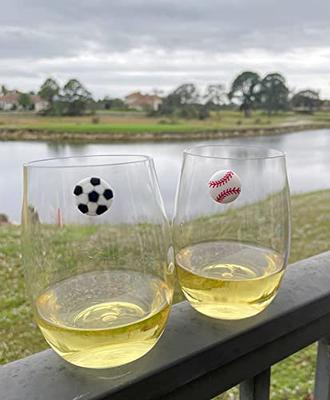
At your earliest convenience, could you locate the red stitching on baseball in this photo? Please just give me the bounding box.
[208,171,234,188]
[215,187,241,203]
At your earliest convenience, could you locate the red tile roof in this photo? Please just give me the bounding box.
[0,91,20,103]
[0,91,47,104]
[125,91,162,106]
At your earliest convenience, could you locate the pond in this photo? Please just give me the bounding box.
[1,129,329,223]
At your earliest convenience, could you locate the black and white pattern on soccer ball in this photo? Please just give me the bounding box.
[73,177,114,216]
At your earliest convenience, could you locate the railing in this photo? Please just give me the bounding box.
[1,251,330,400]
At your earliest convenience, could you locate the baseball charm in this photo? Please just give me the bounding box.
[73,177,114,216]
[208,170,241,204]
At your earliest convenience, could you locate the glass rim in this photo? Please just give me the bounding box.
[183,144,285,160]
[24,154,153,169]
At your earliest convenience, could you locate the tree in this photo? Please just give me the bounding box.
[171,83,200,105]
[100,97,126,110]
[62,79,93,115]
[153,83,203,118]
[291,90,321,113]
[260,73,289,116]
[228,71,261,117]
[204,84,226,109]
[1,85,8,95]
[38,78,60,105]
[102,96,112,110]
[110,98,126,109]
[18,93,32,110]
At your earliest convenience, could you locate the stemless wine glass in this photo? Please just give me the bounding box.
[22,155,174,369]
[173,145,290,320]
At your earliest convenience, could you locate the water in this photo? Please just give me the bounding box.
[1,129,330,222]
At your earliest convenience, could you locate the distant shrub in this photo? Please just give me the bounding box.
[158,119,178,125]
[198,107,209,120]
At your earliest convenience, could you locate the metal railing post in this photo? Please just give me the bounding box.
[239,369,271,400]
[315,337,330,400]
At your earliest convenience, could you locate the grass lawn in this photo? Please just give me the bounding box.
[0,189,329,399]
[0,110,329,135]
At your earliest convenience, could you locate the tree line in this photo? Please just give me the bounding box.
[1,71,323,118]
[154,72,322,119]
[1,78,95,115]
[38,78,94,116]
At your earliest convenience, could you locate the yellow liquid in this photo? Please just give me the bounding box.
[176,241,284,320]
[34,270,172,368]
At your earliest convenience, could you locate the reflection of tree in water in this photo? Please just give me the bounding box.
[225,134,285,152]
[46,142,87,156]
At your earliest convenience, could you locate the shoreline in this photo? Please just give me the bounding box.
[0,123,329,143]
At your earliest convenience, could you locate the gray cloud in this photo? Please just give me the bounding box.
[1,0,330,97]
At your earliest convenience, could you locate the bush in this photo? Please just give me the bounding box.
[158,119,178,125]
[198,107,209,120]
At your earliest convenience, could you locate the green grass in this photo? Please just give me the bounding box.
[0,110,329,136]
[1,189,330,399]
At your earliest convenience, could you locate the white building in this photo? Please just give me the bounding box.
[30,95,49,112]
[0,91,20,110]
[125,92,163,111]
[0,91,48,111]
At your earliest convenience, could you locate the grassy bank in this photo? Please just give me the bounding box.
[0,110,329,142]
[1,189,329,399]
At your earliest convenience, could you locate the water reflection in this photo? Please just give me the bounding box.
[1,129,329,222]
[46,141,89,157]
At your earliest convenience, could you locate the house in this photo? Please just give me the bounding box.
[125,92,162,111]
[30,95,49,112]
[0,90,20,110]
[0,91,48,111]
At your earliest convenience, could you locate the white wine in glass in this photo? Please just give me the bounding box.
[22,155,174,368]
[173,145,290,320]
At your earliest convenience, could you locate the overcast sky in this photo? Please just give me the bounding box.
[1,0,330,98]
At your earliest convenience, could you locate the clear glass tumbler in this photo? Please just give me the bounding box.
[173,145,290,320]
[22,155,174,368]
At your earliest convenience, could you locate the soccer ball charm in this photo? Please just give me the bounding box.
[73,177,114,216]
